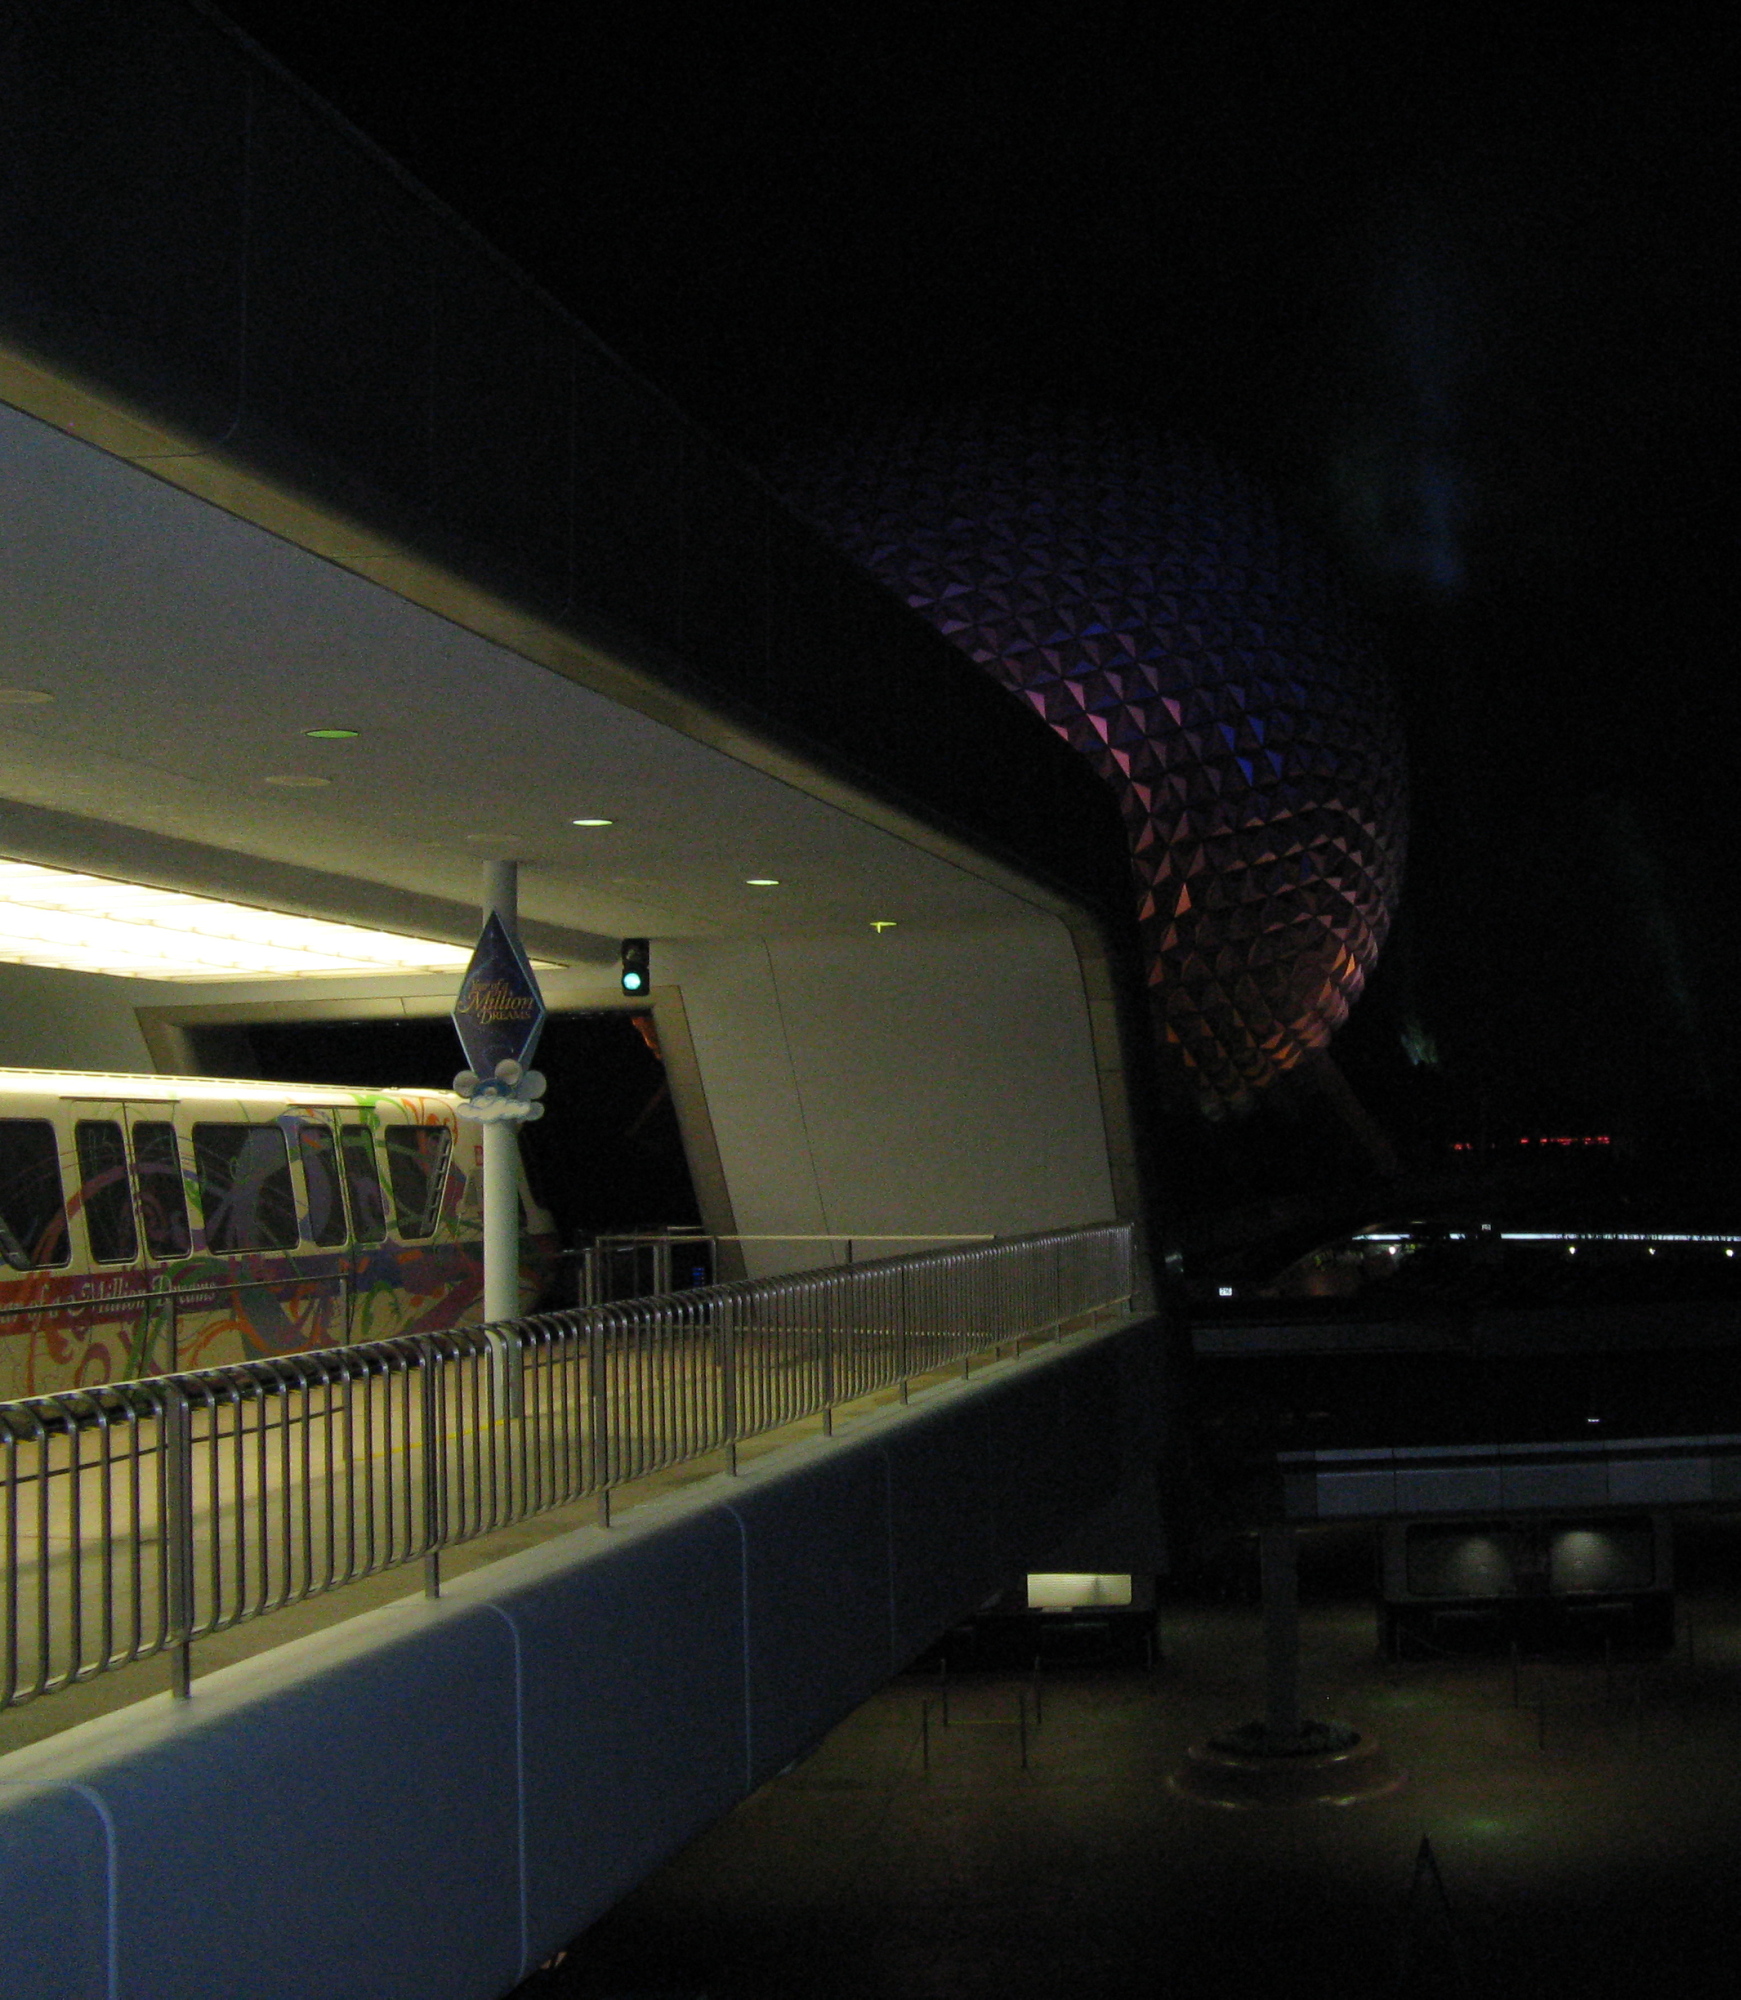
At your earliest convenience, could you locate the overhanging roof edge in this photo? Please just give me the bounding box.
[0,331,1116,938]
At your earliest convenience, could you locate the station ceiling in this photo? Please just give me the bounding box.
[0,398,1032,974]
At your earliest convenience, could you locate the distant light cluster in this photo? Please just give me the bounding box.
[776,416,1409,1113]
[1450,1135,1612,1153]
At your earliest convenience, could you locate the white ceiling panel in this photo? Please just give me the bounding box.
[0,399,1027,960]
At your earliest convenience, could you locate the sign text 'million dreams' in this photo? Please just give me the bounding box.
[457,975,540,1026]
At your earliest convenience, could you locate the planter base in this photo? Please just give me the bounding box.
[1169,1721,1405,1808]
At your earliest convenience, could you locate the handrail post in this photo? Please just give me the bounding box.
[590,1315,612,1524]
[420,1344,442,1598]
[163,1386,195,1699]
[821,1284,835,1437]
[481,1322,523,1424]
[961,1258,972,1381]
[722,1299,739,1474]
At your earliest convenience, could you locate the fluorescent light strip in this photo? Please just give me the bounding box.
[0,858,478,980]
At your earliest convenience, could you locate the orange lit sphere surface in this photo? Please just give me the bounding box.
[778,418,1408,1114]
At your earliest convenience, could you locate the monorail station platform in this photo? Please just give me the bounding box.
[0,0,1154,1362]
[0,1301,1165,2000]
[0,11,1169,1990]
[536,1518,1741,2000]
[0,1305,1130,1759]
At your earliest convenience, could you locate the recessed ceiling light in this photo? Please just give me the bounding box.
[570,817,615,827]
[745,877,780,887]
[304,727,360,740]
[0,688,54,706]
[0,857,479,980]
[263,774,332,788]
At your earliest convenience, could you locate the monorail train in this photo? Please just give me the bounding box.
[0,1068,559,1399]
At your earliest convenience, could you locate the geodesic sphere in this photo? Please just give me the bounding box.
[775,416,1408,1114]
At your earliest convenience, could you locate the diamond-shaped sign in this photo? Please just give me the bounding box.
[452,912,546,1078]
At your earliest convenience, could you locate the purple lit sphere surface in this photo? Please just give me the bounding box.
[777,418,1408,1113]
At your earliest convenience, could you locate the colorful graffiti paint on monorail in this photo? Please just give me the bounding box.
[0,1079,557,1400]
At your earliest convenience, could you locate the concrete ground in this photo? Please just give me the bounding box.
[520,1517,1741,2000]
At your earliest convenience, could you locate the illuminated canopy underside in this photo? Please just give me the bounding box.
[0,858,480,980]
[777,418,1409,1113]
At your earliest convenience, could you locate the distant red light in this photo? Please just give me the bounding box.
[1512,1134,1612,1149]
[1448,1135,1608,1155]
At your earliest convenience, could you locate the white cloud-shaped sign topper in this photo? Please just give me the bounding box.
[453,1058,547,1123]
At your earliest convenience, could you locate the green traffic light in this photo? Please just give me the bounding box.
[620,937,651,995]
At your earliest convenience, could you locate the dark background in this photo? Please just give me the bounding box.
[209,0,1738,1200]
[189,1013,701,1245]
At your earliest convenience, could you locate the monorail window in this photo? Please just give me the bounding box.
[74,1121,138,1264]
[296,1125,349,1248]
[192,1124,298,1253]
[0,1118,69,1270]
[384,1126,451,1240]
[131,1122,191,1259]
[339,1125,387,1245]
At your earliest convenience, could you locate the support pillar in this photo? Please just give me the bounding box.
[482,1121,520,1325]
[481,861,522,1413]
[1169,1519,1403,1806]
[1260,1522,1301,1747]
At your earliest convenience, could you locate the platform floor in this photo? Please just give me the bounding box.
[522,1517,1741,2000]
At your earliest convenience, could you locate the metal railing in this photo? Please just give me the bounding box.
[1,1223,1132,1713]
[576,1231,997,1303]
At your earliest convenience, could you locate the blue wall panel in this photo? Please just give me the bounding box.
[477,1506,749,1965]
[724,1443,896,1786]
[0,1780,112,2000]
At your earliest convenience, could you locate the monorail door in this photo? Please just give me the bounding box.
[61,1098,181,1383]
[169,1105,347,1370]
[284,1107,360,1351]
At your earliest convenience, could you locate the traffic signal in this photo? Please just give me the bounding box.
[620,937,650,996]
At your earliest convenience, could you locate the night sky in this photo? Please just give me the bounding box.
[216,1,1738,1176]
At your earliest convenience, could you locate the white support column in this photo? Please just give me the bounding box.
[482,1120,520,1326]
[483,859,518,938]
[481,861,522,1412]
